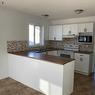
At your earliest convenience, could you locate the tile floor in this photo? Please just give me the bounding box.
[0,73,95,95]
[0,78,45,95]
[72,73,95,95]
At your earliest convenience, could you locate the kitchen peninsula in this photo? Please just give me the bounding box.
[8,51,75,95]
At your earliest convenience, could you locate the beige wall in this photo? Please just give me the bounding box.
[0,8,50,79]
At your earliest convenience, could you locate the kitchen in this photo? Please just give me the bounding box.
[47,23,94,76]
[0,0,95,95]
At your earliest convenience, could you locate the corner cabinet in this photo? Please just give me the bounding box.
[63,24,78,37]
[49,25,62,41]
[78,23,93,33]
[75,53,93,75]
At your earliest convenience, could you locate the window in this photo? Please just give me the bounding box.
[35,26,41,44]
[29,24,44,46]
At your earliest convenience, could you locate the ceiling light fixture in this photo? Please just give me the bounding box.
[74,9,84,14]
[41,14,50,18]
[0,0,7,6]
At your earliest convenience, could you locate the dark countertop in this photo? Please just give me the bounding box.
[8,51,74,65]
[74,51,93,54]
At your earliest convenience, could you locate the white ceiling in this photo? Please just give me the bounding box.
[5,0,95,20]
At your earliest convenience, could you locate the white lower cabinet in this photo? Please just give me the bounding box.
[8,54,75,95]
[75,53,93,75]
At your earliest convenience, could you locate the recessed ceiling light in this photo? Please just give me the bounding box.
[74,9,84,14]
[41,14,50,17]
[0,0,7,6]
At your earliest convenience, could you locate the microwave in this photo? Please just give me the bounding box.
[78,36,92,43]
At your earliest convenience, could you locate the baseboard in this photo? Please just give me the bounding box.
[74,70,89,75]
[0,76,9,80]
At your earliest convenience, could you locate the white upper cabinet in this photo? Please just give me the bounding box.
[55,25,63,40]
[78,23,93,33]
[49,25,62,40]
[63,25,71,35]
[63,24,78,36]
[70,24,78,35]
[85,23,93,32]
[49,23,94,40]
[78,24,85,33]
[49,26,55,40]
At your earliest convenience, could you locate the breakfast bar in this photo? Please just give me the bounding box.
[8,51,75,95]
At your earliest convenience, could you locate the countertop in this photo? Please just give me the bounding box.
[8,51,74,65]
[74,51,93,54]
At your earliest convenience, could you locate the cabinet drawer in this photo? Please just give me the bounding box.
[75,53,89,59]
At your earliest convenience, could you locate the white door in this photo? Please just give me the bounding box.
[63,25,71,35]
[55,25,62,40]
[85,23,93,32]
[78,24,85,33]
[49,26,54,40]
[70,24,78,35]
[75,53,90,74]
[75,53,82,71]
[80,54,89,74]
[49,25,62,40]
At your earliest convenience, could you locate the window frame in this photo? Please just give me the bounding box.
[29,24,44,47]
[34,25,41,45]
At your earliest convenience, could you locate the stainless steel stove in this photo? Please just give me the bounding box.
[60,44,79,58]
[63,44,79,51]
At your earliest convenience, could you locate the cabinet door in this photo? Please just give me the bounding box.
[78,24,85,33]
[85,23,93,32]
[49,25,62,40]
[80,54,89,74]
[75,53,82,71]
[78,23,93,33]
[70,24,78,35]
[49,26,55,40]
[55,25,62,40]
[75,53,90,74]
[63,25,71,35]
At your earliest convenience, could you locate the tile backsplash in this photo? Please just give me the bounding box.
[45,37,78,49]
[79,44,93,52]
[7,41,28,52]
[45,37,94,52]
[7,38,94,52]
[7,41,46,52]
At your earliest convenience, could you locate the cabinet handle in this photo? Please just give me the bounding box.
[54,37,56,40]
[84,28,87,32]
[80,58,83,61]
[69,31,71,34]
[80,55,83,56]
